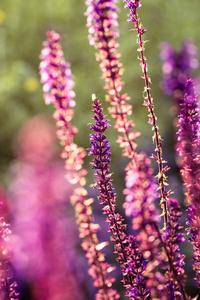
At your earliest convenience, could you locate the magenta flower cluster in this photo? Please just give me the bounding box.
[160,40,198,98]
[177,79,200,287]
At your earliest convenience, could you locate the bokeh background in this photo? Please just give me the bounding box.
[0,0,200,299]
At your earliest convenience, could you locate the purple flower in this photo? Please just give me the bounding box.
[160,40,199,99]
[86,2,184,296]
[124,0,142,22]
[123,154,170,297]
[85,0,140,160]
[89,95,149,299]
[176,79,200,287]
[177,79,200,202]
[85,0,119,46]
[123,4,189,298]
[40,31,76,107]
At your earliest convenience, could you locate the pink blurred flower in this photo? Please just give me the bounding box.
[9,115,87,300]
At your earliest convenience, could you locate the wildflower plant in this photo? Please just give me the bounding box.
[84,4,170,296]
[88,95,149,299]
[160,39,199,100]
[176,79,200,288]
[33,0,200,299]
[39,31,119,300]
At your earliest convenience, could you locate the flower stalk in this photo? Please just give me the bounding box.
[160,39,199,101]
[85,1,175,296]
[124,0,171,228]
[85,0,140,163]
[176,79,200,287]
[89,95,149,299]
[123,2,189,297]
[40,31,119,300]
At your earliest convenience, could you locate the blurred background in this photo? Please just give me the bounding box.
[0,0,200,299]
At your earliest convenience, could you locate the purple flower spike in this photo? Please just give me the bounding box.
[160,40,199,99]
[123,4,189,298]
[177,79,200,287]
[89,95,149,299]
[85,0,140,162]
[124,0,170,228]
[177,79,200,202]
[124,0,142,22]
[40,31,76,107]
[85,3,168,295]
[123,154,170,297]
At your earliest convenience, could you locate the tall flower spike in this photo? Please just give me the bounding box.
[40,31,119,300]
[124,0,170,227]
[160,39,199,119]
[124,3,189,298]
[85,0,140,161]
[88,95,149,300]
[85,1,169,296]
[160,40,198,98]
[176,79,200,287]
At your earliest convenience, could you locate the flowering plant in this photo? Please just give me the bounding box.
[38,0,200,299]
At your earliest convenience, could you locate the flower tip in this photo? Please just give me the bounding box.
[46,30,60,42]
[92,94,97,102]
[184,78,196,100]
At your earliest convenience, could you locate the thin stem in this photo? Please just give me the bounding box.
[132,9,169,227]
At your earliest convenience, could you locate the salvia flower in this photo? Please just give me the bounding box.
[40,32,76,107]
[40,31,119,300]
[86,1,173,296]
[88,95,149,299]
[124,0,171,228]
[85,0,140,161]
[176,79,200,287]
[160,40,199,99]
[85,0,119,46]
[123,3,189,297]
[124,0,141,21]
